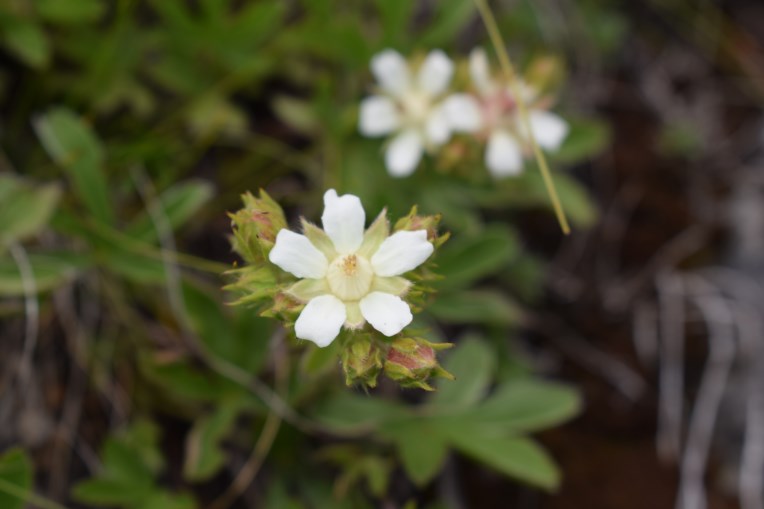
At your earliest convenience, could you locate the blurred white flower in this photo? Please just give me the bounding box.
[268,189,433,347]
[450,48,569,178]
[359,49,463,177]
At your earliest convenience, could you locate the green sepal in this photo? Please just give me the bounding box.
[357,209,389,258]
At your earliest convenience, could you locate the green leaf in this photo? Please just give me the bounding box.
[552,117,611,164]
[449,434,560,490]
[429,290,522,325]
[141,355,236,402]
[143,491,197,509]
[0,176,60,247]
[310,392,409,433]
[477,170,598,228]
[434,225,519,291]
[127,179,214,242]
[103,440,155,485]
[35,0,106,24]
[183,402,241,481]
[373,0,414,46]
[0,448,33,509]
[73,478,153,506]
[420,0,475,47]
[34,107,114,225]
[183,283,272,373]
[472,381,581,433]
[272,96,319,135]
[382,420,449,486]
[0,251,88,296]
[429,337,495,409]
[2,19,50,68]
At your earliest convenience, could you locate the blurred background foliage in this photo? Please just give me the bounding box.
[8,0,748,507]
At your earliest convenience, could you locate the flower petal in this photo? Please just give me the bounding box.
[359,95,401,137]
[417,50,454,96]
[443,94,483,133]
[469,48,493,95]
[269,229,328,278]
[425,104,451,146]
[295,295,346,347]
[322,189,365,254]
[528,110,569,150]
[371,230,433,277]
[385,129,423,177]
[485,129,523,177]
[371,49,410,97]
[359,292,413,337]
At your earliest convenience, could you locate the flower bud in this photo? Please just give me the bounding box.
[383,338,453,391]
[394,206,449,248]
[341,335,384,388]
[229,190,287,263]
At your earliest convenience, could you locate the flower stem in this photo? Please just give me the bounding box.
[473,0,571,235]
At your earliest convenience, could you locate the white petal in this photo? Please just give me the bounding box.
[295,295,346,347]
[528,110,569,150]
[269,229,328,278]
[359,292,412,337]
[443,94,483,132]
[425,104,451,146]
[371,230,433,277]
[322,189,365,254]
[486,129,523,177]
[469,47,494,95]
[371,49,410,97]
[359,95,401,137]
[385,129,423,177]
[417,49,454,96]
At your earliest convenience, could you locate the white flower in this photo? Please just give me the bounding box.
[268,189,434,347]
[444,48,569,178]
[359,49,458,177]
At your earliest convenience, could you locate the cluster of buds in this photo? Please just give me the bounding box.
[227,189,452,389]
[359,48,568,178]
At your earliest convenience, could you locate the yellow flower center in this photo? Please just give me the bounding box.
[326,254,374,301]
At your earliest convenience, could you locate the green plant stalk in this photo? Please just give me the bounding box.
[473,0,571,235]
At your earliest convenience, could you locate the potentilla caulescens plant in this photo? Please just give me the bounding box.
[226,189,452,389]
[360,47,569,179]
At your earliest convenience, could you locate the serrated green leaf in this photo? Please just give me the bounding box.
[429,337,495,409]
[34,107,114,225]
[0,448,33,509]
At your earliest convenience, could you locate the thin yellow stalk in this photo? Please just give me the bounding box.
[473,0,571,235]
